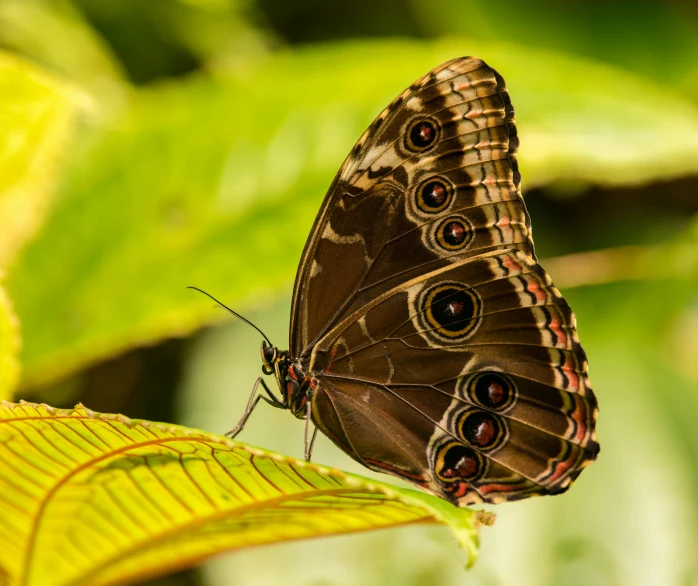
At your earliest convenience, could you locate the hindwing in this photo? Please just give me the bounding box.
[309,250,598,505]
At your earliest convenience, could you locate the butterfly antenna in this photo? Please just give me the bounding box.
[187,286,273,347]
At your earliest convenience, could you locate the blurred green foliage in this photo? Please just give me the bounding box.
[1,0,698,585]
[10,38,698,391]
[0,51,80,270]
[0,50,80,399]
[0,281,19,399]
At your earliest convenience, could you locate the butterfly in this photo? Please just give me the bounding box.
[219,56,599,506]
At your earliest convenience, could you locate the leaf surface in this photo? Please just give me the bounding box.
[0,51,81,270]
[0,281,20,400]
[0,402,482,586]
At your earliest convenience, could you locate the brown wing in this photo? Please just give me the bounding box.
[290,57,533,358]
[309,250,599,506]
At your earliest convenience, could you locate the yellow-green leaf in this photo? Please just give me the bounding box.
[0,402,483,586]
[0,280,20,400]
[0,0,125,91]
[0,50,81,269]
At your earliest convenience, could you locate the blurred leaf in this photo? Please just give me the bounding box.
[543,212,698,289]
[0,281,20,400]
[0,0,125,91]
[151,0,272,67]
[66,0,270,85]
[483,41,698,188]
[411,0,698,103]
[0,401,481,586]
[546,280,698,586]
[9,38,698,390]
[0,50,82,269]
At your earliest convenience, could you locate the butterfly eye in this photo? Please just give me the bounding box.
[466,372,516,412]
[434,442,484,482]
[416,178,453,214]
[261,342,276,367]
[457,410,506,451]
[434,216,473,251]
[404,117,440,152]
[421,282,482,341]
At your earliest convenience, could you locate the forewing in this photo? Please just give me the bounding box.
[290,57,533,357]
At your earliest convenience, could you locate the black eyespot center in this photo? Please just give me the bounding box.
[415,177,453,215]
[468,372,516,411]
[442,220,466,245]
[434,216,473,251]
[423,283,481,338]
[405,117,440,152]
[461,411,502,449]
[422,181,447,208]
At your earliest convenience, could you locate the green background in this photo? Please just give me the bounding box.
[2,0,698,584]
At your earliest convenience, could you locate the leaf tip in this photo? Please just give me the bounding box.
[474,510,496,527]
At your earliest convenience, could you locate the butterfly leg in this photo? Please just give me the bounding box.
[304,399,319,461]
[226,376,284,438]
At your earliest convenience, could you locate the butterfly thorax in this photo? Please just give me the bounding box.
[284,361,313,419]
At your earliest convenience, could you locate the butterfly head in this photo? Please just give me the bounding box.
[260,341,310,419]
[260,340,279,375]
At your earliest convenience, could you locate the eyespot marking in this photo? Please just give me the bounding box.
[435,441,484,482]
[404,117,440,152]
[434,216,474,251]
[418,282,482,342]
[457,410,506,450]
[463,372,517,412]
[417,178,452,213]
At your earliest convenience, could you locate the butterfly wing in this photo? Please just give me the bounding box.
[290,57,533,358]
[291,57,598,505]
[309,250,598,505]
